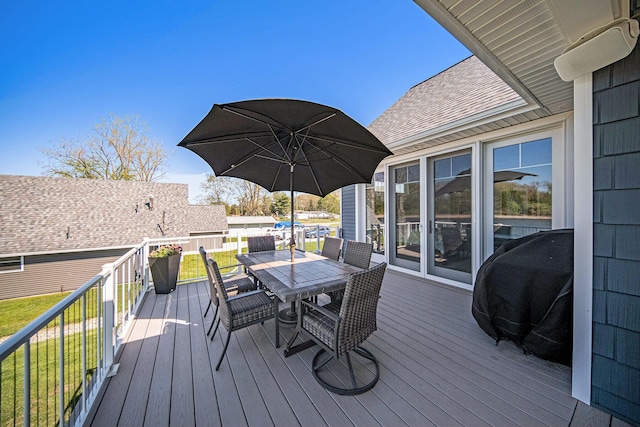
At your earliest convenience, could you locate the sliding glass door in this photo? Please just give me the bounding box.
[389,162,421,271]
[427,151,472,283]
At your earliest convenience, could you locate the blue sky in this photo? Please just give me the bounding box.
[0,1,469,202]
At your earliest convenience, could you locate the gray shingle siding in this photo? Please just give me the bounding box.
[591,43,640,425]
[341,185,356,245]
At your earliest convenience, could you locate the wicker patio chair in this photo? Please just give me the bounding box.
[320,236,344,302]
[206,258,277,371]
[246,235,276,287]
[321,236,343,261]
[247,235,276,253]
[326,240,374,303]
[296,262,387,395]
[343,240,374,269]
[199,247,257,336]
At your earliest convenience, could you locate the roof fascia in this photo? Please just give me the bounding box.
[383,111,572,166]
[387,98,532,152]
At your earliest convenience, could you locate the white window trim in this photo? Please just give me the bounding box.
[481,127,566,261]
[0,255,24,274]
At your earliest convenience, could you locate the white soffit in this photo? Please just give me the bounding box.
[413,0,620,115]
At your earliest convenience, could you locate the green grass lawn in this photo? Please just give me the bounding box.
[0,293,71,338]
[1,328,99,426]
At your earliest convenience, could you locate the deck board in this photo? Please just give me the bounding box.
[89,269,583,427]
[171,285,196,426]
[189,282,218,427]
[143,292,176,427]
[118,288,165,426]
[377,293,575,421]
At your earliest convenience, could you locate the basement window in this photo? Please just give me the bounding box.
[0,256,23,273]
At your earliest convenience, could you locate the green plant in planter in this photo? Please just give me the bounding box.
[148,244,182,294]
[149,244,181,258]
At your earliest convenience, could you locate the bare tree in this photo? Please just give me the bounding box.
[200,175,272,216]
[41,114,166,181]
[236,181,270,215]
[199,173,236,206]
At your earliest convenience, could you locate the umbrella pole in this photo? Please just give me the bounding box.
[290,164,295,262]
[278,164,298,325]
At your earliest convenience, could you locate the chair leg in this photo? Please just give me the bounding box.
[210,317,221,341]
[215,330,232,371]
[311,346,380,395]
[204,300,212,317]
[207,305,219,336]
[346,352,357,390]
[274,297,280,348]
[285,329,300,350]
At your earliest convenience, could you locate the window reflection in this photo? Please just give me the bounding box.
[493,138,552,251]
[433,154,472,275]
[365,172,385,254]
[392,163,421,270]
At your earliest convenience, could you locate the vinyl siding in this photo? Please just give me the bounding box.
[591,43,640,426]
[341,185,356,248]
[0,249,128,300]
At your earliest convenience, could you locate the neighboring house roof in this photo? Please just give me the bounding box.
[226,216,277,226]
[368,56,531,154]
[186,205,229,233]
[0,175,228,255]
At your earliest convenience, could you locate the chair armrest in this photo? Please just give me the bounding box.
[227,289,267,301]
[300,299,341,322]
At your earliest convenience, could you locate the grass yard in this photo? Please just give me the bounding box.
[0,293,71,339]
[1,328,100,427]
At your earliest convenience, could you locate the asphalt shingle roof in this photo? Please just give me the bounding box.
[368,56,522,145]
[0,175,228,255]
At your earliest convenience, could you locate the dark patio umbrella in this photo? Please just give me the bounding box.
[435,169,537,197]
[178,98,393,257]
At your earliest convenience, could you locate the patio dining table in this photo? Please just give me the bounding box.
[236,250,363,353]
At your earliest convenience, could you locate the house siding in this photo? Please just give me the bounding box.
[341,185,356,246]
[0,249,128,300]
[592,43,640,425]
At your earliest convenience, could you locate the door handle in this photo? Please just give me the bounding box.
[428,220,433,234]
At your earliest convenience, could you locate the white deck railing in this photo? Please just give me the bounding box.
[0,227,335,426]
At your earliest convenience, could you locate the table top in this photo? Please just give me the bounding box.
[236,250,362,303]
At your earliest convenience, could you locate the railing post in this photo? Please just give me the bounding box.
[81,293,87,418]
[23,342,30,427]
[143,238,150,292]
[315,225,320,252]
[102,263,115,373]
[59,311,65,425]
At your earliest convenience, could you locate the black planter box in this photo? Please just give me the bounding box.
[148,254,180,294]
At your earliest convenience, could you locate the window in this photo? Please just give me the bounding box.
[365,171,385,254]
[0,256,24,273]
[488,137,552,253]
[390,162,421,271]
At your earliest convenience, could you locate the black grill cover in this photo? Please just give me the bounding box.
[472,229,574,365]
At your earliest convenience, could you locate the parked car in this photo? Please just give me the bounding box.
[268,221,305,240]
[305,226,331,238]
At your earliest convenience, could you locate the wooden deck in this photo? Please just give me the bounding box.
[89,269,581,427]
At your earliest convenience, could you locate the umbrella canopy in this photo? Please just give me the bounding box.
[435,169,537,197]
[179,98,393,252]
